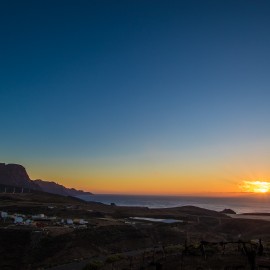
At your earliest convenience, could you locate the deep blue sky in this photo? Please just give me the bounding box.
[1,1,270,193]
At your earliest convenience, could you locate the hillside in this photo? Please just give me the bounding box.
[1,192,270,270]
[34,179,92,196]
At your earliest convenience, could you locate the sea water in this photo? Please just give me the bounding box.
[78,194,270,214]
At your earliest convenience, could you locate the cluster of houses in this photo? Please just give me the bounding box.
[0,211,88,228]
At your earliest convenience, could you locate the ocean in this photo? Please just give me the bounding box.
[78,194,270,214]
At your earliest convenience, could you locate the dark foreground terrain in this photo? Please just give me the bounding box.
[1,192,270,270]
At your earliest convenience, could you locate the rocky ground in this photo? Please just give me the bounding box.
[1,192,270,270]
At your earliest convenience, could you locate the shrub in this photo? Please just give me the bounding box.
[82,259,103,270]
[105,254,125,264]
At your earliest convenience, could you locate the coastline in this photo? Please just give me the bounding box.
[228,213,270,222]
[78,193,270,214]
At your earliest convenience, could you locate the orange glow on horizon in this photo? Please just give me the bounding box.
[28,162,270,196]
[78,176,237,195]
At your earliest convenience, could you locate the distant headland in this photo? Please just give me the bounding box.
[0,163,92,197]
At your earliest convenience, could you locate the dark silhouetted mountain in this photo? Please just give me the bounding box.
[34,179,92,196]
[0,163,40,190]
[0,163,92,196]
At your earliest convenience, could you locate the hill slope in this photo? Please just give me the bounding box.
[34,179,92,196]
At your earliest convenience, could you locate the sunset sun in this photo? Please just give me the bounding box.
[240,181,270,193]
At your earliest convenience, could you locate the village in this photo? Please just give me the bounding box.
[0,208,89,229]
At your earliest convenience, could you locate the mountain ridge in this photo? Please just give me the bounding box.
[0,163,92,196]
[34,179,92,196]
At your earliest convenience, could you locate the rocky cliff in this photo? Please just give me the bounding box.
[0,163,40,190]
[0,163,92,196]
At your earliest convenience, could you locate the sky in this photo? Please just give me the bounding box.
[1,0,270,195]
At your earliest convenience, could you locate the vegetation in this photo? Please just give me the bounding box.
[105,254,126,264]
[82,260,103,270]
[164,244,184,254]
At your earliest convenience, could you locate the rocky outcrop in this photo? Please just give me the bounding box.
[220,208,236,214]
[0,163,40,190]
[34,179,92,196]
[0,163,92,196]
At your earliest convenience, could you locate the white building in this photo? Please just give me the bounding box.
[66,219,73,225]
[14,216,23,224]
[74,219,88,225]
[25,219,32,225]
[1,211,8,218]
[32,214,45,219]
